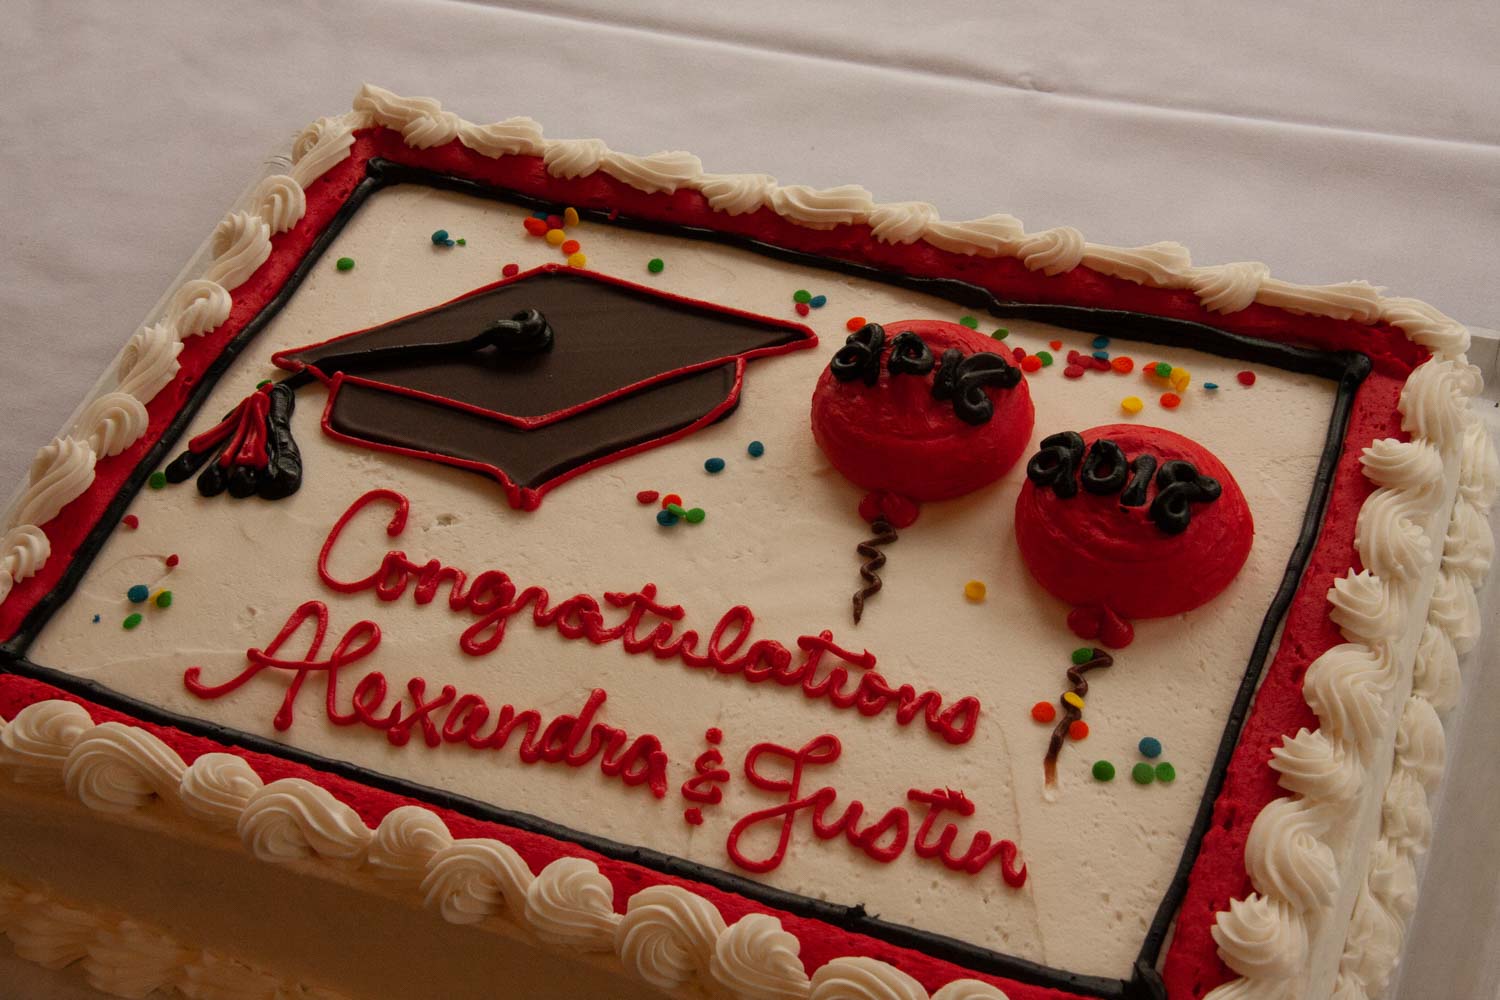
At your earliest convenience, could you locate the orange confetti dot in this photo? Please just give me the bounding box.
[522,217,548,236]
[1031,701,1057,723]
[1160,392,1181,409]
[1020,355,1043,373]
[1049,339,1063,350]
[846,316,867,332]
[561,239,581,255]
[1111,356,1134,373]
[1068,720,1090,741]
[661,493,682,509]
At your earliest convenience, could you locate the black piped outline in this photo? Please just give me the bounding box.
[0,156,1373,1000]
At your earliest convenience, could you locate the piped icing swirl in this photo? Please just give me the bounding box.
[697,173,778,216]
[457,116,545,158]
[1411,620,1460,712]
[1187,262,1270,314]
[1268,728,1362,801]
[0,525,51,605]
[1302,643,1392,753]
[251,173,307,234]
[368,805,454,881]
[768,184,875,230]
[1393,697,1445,789]
[0,700,92,786]
[524,857,620,951]
[921,214,1024,257]
[236,778,372,862]
[81,919,188,997]
[1255,277,1383,323]
[178,752,264,830]
[1380,296,1470,358]
[115,321,182,402]
[543,138,609,179]
[290,115,358,188]
[930,981,1012,1000]
[1210,893,1307,979]
[420,838,533,924]
[1358,437,1443,494]
[1354,488,1430,580]
[7,894,101,969]
[1399,358,1482,448]
[205,211,271,291]
[63,722,186,813]
[602,149,704,195]
[809,956,928,1000]
[14,437,95,528]
[1243,797,1338,912]
[168,278,234,339]
[1080,241,1192,287]
[75,392,149,459]
[710,913,811,1000]
[867,202,941,246]
[1015,226,1085,275]
[615,884,726,991]
[1327,571,1403,643]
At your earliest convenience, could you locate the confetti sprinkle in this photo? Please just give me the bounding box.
[1020,355,1043,373]
[666,503,688,517]
[1153,362,1173,378]
[1092,336,1110,349]
[561,239,581,255]
[545,229,566,246]
[1132,762,1155,784]
[1170,368,1191,392]
[546,214,563,229]
[846,316,866,332]
[335,257,355,272]
[165,554,180,568]
[154,590,173,609]
[1031,701,1057,723]
[685,507,706,524]
[1036,351,1054,367]
[963,580,987,602]
[127,585,150,604]
[92,614,101,624]
[747,440,765,458]
[1155,762,1177,783]
[1049,340,1063,351]
[431,229,455,247]
[704,457,726,474]
[502,263,520,277]
[1111,357,1134,374]
[958,316,979,329]
[148,471,167,490]
[1063,364,1086,379]
[1062,691,1085,710]
[123,613,143,630]
[1121,396,1144,415]
[456,238,466,246]
[564,207,580,227]
[684,807,704,825]
[661,493,683,509]
[809,295,827,309]
[1160,392,1182,409]
[523,217,548,236]
[567,252,587,268]
[793,289,812,304]
[636,490,660,505]
[1138,736,1163,758]
[992,328,1009,340]
[1092,350,1110,361]
[1204,382,1219,391]
[795,302,811,317]
[1237,370,1257,386]
[648,257,665,274]
[656,510,679,527]
[1092,760,1116,782]
[1068,720,1090,741]
[1071,647,1094,665]
[122,515,139,530]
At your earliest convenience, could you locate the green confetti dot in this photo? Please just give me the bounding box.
[992,327,1009,340]
[1071,647,1093,665]
[122,613,143,631]
[456,238,466,246]
[335,256,355,271]
[147,471,167,490]
[793,289,812,304]
[685,507,706,524]
[1092,760,1116,782]
[647,258,665,274]
[1154,361,1173,378]
[1155,762,1176,783]
[958,315,979,329]
[1132,762,1155,785]
[1036,351,1054,367]
[256,379,272,389]
[666,503,688,517]
[155,591,173,609]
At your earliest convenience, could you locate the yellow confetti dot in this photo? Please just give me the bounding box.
[567,252,587,268]
[963,580,987,602]
[545,229,566,246]
[1121,395,1144,415]
[1063,691,1085,710]
[563,207,580,227]
[1170,367,1191,392]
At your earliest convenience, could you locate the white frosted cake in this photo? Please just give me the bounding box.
[0,85,1493,1000]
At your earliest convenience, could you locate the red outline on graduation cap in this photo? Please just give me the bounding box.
[269,263,817,510]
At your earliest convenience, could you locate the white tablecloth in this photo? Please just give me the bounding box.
[1,2,1496,997]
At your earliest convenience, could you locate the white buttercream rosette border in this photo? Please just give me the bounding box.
[0,703,1014,1000]
[0,82,1478,611]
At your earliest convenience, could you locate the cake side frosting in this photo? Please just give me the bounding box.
[0,85,1492,1000]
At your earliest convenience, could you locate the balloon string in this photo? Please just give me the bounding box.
[852,517,896,624]
[1043,649,1113,786]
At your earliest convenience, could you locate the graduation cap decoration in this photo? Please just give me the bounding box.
[165,264,817,509]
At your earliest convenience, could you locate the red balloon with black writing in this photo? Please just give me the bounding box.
[1014,423,1253,622]
[810,320,1034,502]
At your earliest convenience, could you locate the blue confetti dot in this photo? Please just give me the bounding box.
[431,229,450,245]
[1092,336,1111,349]
[127,584,150,604]
[92,614,101,624]
[1138,736,1163,759]
[704,457,726,474]
[747,441,765,458]
[656,509,679,527]
[1204,382,1219,391]
[532,211,550,220]
[809,294,827,308]
[1092,350,1110,361]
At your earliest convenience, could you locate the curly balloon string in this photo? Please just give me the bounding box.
[852,516,897,624]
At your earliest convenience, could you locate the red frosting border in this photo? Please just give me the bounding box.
[0,126,1424,999]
